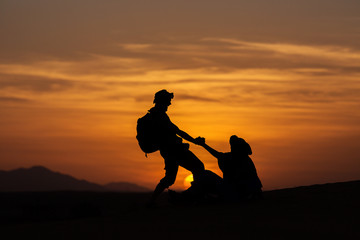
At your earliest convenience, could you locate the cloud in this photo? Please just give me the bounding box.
[0,37,359,112]
[2,37,359,88]
[203,38,360,66]
[175,93,220,103]
[0,96,31,103]
[120,44,152,51]
[0,74,74,92]
[110,38,360,78]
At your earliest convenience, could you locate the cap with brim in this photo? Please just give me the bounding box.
[154,89,174,103]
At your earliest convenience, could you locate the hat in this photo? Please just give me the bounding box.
[153,89,174,104]
[230,135,252,155]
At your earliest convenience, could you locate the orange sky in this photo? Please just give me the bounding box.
[1,1,360,190]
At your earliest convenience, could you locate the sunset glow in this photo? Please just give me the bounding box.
[184,175,194,189]
[1,1,359,190]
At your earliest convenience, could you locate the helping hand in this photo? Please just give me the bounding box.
[194,137,205,145]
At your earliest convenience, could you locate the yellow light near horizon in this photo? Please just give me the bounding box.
[184,174,194,189]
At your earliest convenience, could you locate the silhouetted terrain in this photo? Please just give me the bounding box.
[0,166,150,192]
[1,180,359,240]
[0,166,104,191]
[104,182,150,192]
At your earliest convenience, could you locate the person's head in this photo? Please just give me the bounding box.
[153,89,174,110]
[229,135,252,156]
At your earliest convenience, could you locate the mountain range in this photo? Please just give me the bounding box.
[0,166,150,192]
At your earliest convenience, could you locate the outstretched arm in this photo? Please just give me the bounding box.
[176,127,222,159]
[200,141,222,159]
[176,128,220,155]
[177,129,204,145]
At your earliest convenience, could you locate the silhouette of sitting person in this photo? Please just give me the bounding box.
[200,135,262,201]
[147,90,205,205]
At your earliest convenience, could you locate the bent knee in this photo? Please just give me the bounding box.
[159,176,176,188]
[194,162,205,173]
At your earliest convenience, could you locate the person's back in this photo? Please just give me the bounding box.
[219,151,262,199]
[148,106,183,150]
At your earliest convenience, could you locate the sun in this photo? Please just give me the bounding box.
[183,174,194,189]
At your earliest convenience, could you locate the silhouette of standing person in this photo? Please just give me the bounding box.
[146,90,205,206]
[200,135,262,201]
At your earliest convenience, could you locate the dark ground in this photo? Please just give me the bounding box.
[1,180,359,240]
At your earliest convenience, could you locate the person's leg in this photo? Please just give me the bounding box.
[179,149,205,181]
[148,155,179,205]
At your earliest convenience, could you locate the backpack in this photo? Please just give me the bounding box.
[136,112,159,156]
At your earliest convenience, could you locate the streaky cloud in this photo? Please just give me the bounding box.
[175,93,220,103]
[0,96,31,103]
[203,38,360,65]
[0,73,74,92]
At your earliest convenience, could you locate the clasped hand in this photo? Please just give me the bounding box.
[194,137,206,145]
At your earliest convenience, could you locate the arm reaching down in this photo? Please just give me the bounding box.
[175,127,221,159]
[177,129,205,145]
[200,141,222,159]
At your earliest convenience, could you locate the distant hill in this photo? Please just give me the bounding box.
[0,166,150,192]
[0,166,104,191]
